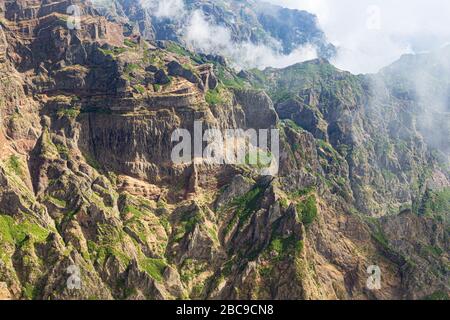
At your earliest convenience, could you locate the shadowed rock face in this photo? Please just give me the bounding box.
[0,1,448,301]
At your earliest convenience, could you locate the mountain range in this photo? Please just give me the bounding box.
[0,0,448,300]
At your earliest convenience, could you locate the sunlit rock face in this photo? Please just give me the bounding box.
[0,0,448,301]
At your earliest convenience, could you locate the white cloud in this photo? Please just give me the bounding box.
[265,0,450,73]
[140,0,185,19]
[183,10,317,70]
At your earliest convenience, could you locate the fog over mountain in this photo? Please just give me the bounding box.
[266,0,450,73]
[91,0,334,69]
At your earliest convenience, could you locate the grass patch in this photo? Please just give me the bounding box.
[83,153,101,171]
[369,219,390,250]
[224,186,265,236]
[57,108,80,119]
[0,215,50,246]
[269,236,303,260]
[166,42,205,64]
[317,139,341,162]
[166,42,190,57]
[423,245,444,257]
[88,224,131,267]
[296,195,318,226]
[140,258,167,282]
[173,209,203,242]
[45,195,67,208]
[289,186,316,199]
[99,47,128,57]
[56,144,69,159]
[244,150,273,169]
[8,155,22,176]
[205,87,224,105]
[124,39,137,48]
[153,83,161,92]
[23,283,39,300]
[423,291,449,300]
[419,187,450,220]
[133,84,146,94]
[124,63,140,75]
[215,65,246,89]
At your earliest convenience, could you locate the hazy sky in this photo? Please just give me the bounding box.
[266,0,450,73]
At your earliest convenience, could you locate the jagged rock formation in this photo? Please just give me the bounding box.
[0,0,448,300]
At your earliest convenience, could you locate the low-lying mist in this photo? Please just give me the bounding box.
[266,0,450,74]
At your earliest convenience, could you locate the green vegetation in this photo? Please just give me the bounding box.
[268,235,303,261]
[368,219,390,250]
[57,107,80,119]
[279,198,289,209]
[124,204,146,219]
[153,83,161,92]
[124,39,137,48]
[166,42,205,64]
[422,245,444,257]
[224,186,265,236]
[0,215,50,246]
[99,47,127,57]
[317,139,341,162]
[182,211,202,234]
[56,144,69,159]
[419,188,450,219]
[205,87,224,105]
[83,153,101,171]
[248,68,267,86]
[296,195,318,226]
[124,63,140,75]
[215,65,246,89]
[140,258,167,282]
[374,135,394,158]
[282,119,305,133]
[173,209,203,242]
[192,282,205,298]
[157,198,167,210]
[179,259,207,285]
[221,259,234,277]
[245,150,273,169]
[133,84,146,94]
[23,283,39,300]
[207,226,219,244]
[423,291,449,300]
[60,210,78,228]
[249,61,364,105]
[289,186,316,199]
[45,195,67,208]
[8,155,22,176]
[166,42,191,57]
[88,224,130,267]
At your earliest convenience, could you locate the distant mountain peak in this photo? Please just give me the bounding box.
[92,0,335,69]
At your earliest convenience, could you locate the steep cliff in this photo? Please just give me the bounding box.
[0,0,448,300]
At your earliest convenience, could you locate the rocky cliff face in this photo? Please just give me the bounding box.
[0,0,448,300]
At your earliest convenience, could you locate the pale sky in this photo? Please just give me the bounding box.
[265,0,450,73]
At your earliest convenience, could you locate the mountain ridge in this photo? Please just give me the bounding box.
[91,0,335,64]
[0,0,448,300]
